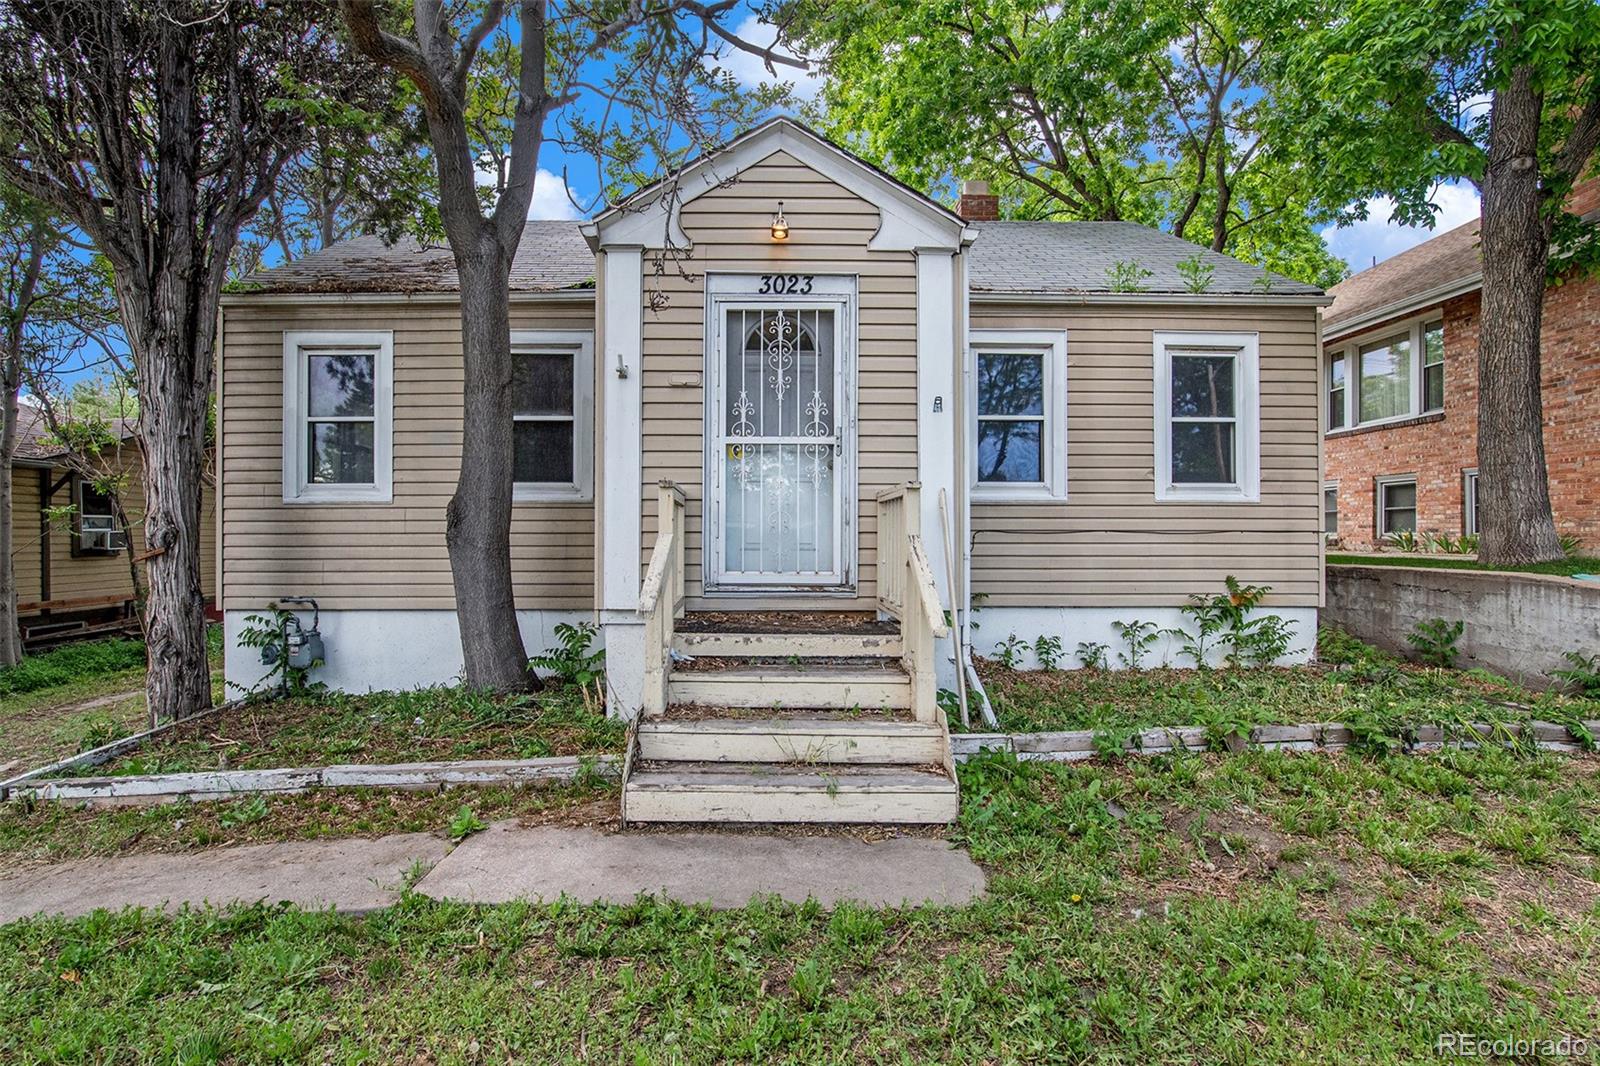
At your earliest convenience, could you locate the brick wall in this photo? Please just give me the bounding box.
[1324,272,1600,549]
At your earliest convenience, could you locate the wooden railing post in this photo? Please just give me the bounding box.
[638,480,686,717]
[874,482,945,724]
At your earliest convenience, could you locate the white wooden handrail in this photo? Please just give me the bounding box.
[875,482,948,723]
[905,534,950,639]
[638,480,686,717]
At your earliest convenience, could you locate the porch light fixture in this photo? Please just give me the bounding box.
[769,201,789,241]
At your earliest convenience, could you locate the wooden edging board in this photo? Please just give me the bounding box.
[949,719,1600,762]
[7,755,621,807]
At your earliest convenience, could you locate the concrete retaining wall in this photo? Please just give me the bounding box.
[1324,564,1600,687]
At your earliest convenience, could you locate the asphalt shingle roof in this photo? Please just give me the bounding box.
[1322,218,1482,334]
[242,221,596,295]
[10,406,136,464]
[965,220,1319,296]
[243,218,1320,299]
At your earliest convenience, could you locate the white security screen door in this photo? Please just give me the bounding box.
[706,276,855,590]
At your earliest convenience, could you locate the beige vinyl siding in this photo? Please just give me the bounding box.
[219,299,596,611]
[969,302,1323,607]
[638,150,917,609]
[9,449,217,608]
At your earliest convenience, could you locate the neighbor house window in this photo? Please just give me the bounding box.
[73,478,126,556]
[511,330,594,502]
[1154,332,1260,502]
[1358,333,1411,423]
[1422,320,1444,412]
[1326,315,1446,432]
[969,329,1068,500]
[1328,353,1346,431]
[282,330,394,504]
[1463,469,1479,535]
[1376,475,1417,536]
[1323,482,1339,538]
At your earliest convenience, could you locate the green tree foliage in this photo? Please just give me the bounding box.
[783,0,1349,286]
[1257,0,1600,565]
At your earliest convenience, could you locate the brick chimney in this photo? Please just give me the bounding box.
[958,180,1000,221]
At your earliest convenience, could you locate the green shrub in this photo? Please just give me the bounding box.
[1407,618,1464,668]
[0,637,146,696]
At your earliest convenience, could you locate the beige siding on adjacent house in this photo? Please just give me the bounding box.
[9,450,217,608]
[638,150,918,609]
[969,302,1323,607]
[218,300,596,611]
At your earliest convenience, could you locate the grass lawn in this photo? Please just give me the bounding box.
[1,744,1597,1062]
[1328,551,1600,578]
[969,626,1600,738]
[0,631,227,776]
[75,682,624,778]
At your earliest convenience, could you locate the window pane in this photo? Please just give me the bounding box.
[1382,482,1416,534]
[1423,322,1444,365]
[309,421,375,484]
[1329,386,1346,430]
[1170,421,1236,483]
[977,352,1044,416]
[514,420,575,483]
[307,352,375,417]
[1170,354,1235,418]
[1465,473,1479,534]
[977,420,1042,482]
[1358,335,1411,422]
[1424,364,1444,412]
[1324,488,1338,534]
[513,352,575,417]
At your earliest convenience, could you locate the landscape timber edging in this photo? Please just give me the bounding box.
[5,755,621,807]
[950,719,1599,762]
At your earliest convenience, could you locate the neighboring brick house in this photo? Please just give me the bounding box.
[1321,185,1600,550]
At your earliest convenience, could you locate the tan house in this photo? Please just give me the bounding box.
[8,407,217,646]
[218,120,1329,821]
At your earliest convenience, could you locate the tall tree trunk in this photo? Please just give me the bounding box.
[1476,66,1564,566]
[446,232,535,691]
[0,379,20,667]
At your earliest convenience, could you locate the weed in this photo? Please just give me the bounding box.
[0,637,146,697]
[1105,260,1152,292]
[1111,619,1159,669]
[1175,252,1215,293]
[448,806,487,842]
[1032,634,1063,671]
[1075,641,1109,670]
[218,795,269,829]
[530,622,606,712]
[1559,532,1583,557]
[1407,618,1464,668]
[1552,651,1600,697]
[993,633,1028,669]
[1384,529,1421,552]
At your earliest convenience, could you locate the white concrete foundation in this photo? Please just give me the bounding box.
[223,609,598,696]
[600,614,646,721]
[969,605,1317,670]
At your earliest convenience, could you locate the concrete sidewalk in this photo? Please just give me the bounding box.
[0,824,985,924]
[415,822,986,908]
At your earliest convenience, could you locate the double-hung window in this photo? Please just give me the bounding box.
[1323,482,1339,538]
[969,329,1067,500]
[511,330,594,502]
[1326,316,1445,431]
[282,331,394,503]
[1376,475,1417,536]
[1154,332,1260,502]
[1463,469,1479,535]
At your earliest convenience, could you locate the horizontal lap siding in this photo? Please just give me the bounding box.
[220,301,596,611]
[640,151,917,608]
[9,450,216,606]
[970,303,1323,608]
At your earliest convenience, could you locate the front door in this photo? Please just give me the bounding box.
[705,274,856,591]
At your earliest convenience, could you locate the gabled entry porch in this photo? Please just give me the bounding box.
[621,482,958,824]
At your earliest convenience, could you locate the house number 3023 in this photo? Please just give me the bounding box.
[757,274,815,294]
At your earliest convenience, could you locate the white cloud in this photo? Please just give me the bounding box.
[1320,183,1481,273]
[474,160,582,219]
[707,15,818,100]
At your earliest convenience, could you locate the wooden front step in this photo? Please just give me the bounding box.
[638,716,945,764]
[673,631,903,658]
[623,763,958,824]
[667,664,911,710]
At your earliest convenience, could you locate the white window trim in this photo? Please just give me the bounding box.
[1153,331,1260,503]
[1463,468,1479,535]
[1325,313,1444,433]
[1323,480,1339,539]
[511,329,595,503]
[967,328,1068,502]
[282,330,394,505]
[1375,473,1418,537]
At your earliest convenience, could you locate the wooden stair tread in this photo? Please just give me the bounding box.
[642,716,940,734]
[671,662,908,681]
[627,763,955,792]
